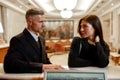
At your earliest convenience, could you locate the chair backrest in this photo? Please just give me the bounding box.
[45,40,55,53]
[54,40,65,52]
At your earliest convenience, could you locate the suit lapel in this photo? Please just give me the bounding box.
[39,36,46,62]
[39,37,44,53]
[23,29,40,54]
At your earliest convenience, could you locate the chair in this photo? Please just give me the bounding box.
[54,40,65,54]
[63,39,71,51]
[45,40,55,53]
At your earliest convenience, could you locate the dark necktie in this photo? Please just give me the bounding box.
[36,37,40,48]
[36,38,40,48]
[38,37,43,52]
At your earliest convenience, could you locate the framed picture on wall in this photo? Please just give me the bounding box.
[40,20,74,40]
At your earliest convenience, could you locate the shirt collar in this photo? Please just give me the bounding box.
[27,29,39,41]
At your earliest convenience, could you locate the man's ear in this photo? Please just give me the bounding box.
[27,17,32,25]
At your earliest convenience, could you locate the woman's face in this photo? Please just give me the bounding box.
[80,20,95,40]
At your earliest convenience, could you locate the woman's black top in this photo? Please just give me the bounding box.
[68,37,110,68]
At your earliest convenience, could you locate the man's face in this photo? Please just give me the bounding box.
[28,15,45,33]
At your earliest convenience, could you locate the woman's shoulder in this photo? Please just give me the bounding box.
[73,37,87,41]
[103,42,110,49]
[72,37,83,43]
[73,36,82,41]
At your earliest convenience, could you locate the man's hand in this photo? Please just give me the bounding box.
[43,64,65,71]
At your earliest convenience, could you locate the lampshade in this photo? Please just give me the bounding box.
[60,9,73,19]
[0,22,3,33]
[53,0,77,10]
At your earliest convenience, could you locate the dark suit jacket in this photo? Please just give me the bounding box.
[4,28,51,73]
[68,37,110,68]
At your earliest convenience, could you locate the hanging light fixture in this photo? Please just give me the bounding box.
[53,0,77,10]
[53,0,77,18]
[60,9,73,19]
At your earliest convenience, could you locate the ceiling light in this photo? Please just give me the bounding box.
[60,9,73,19]
[53,0,77,10]
[111,3,114,6]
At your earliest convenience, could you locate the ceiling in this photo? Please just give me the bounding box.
[0,0,120,19]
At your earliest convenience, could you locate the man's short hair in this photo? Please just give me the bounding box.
[25,8,44,19]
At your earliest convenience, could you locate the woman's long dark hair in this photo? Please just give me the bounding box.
[78,15,106,45]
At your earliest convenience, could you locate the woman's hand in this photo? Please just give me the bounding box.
[95,36,100,42]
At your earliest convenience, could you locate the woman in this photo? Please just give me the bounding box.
[68,15,110,68]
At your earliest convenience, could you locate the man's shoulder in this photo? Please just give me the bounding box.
[10,30,26,42]
[12,32,24,40]
[12,29,28,39]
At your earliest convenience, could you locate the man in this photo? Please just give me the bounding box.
[4,8,64,73]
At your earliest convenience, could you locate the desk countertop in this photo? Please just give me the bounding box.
[70,65,120,80]
[0,73,44,80]
[0,65,120,80]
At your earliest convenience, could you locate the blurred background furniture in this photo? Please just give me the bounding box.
[0,44,9,63]
[110,52,120,66]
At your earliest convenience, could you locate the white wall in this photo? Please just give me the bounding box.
[73,19,79,37]
[116,6,120,49]
[99,6,120,50]
[2,7,26,43]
